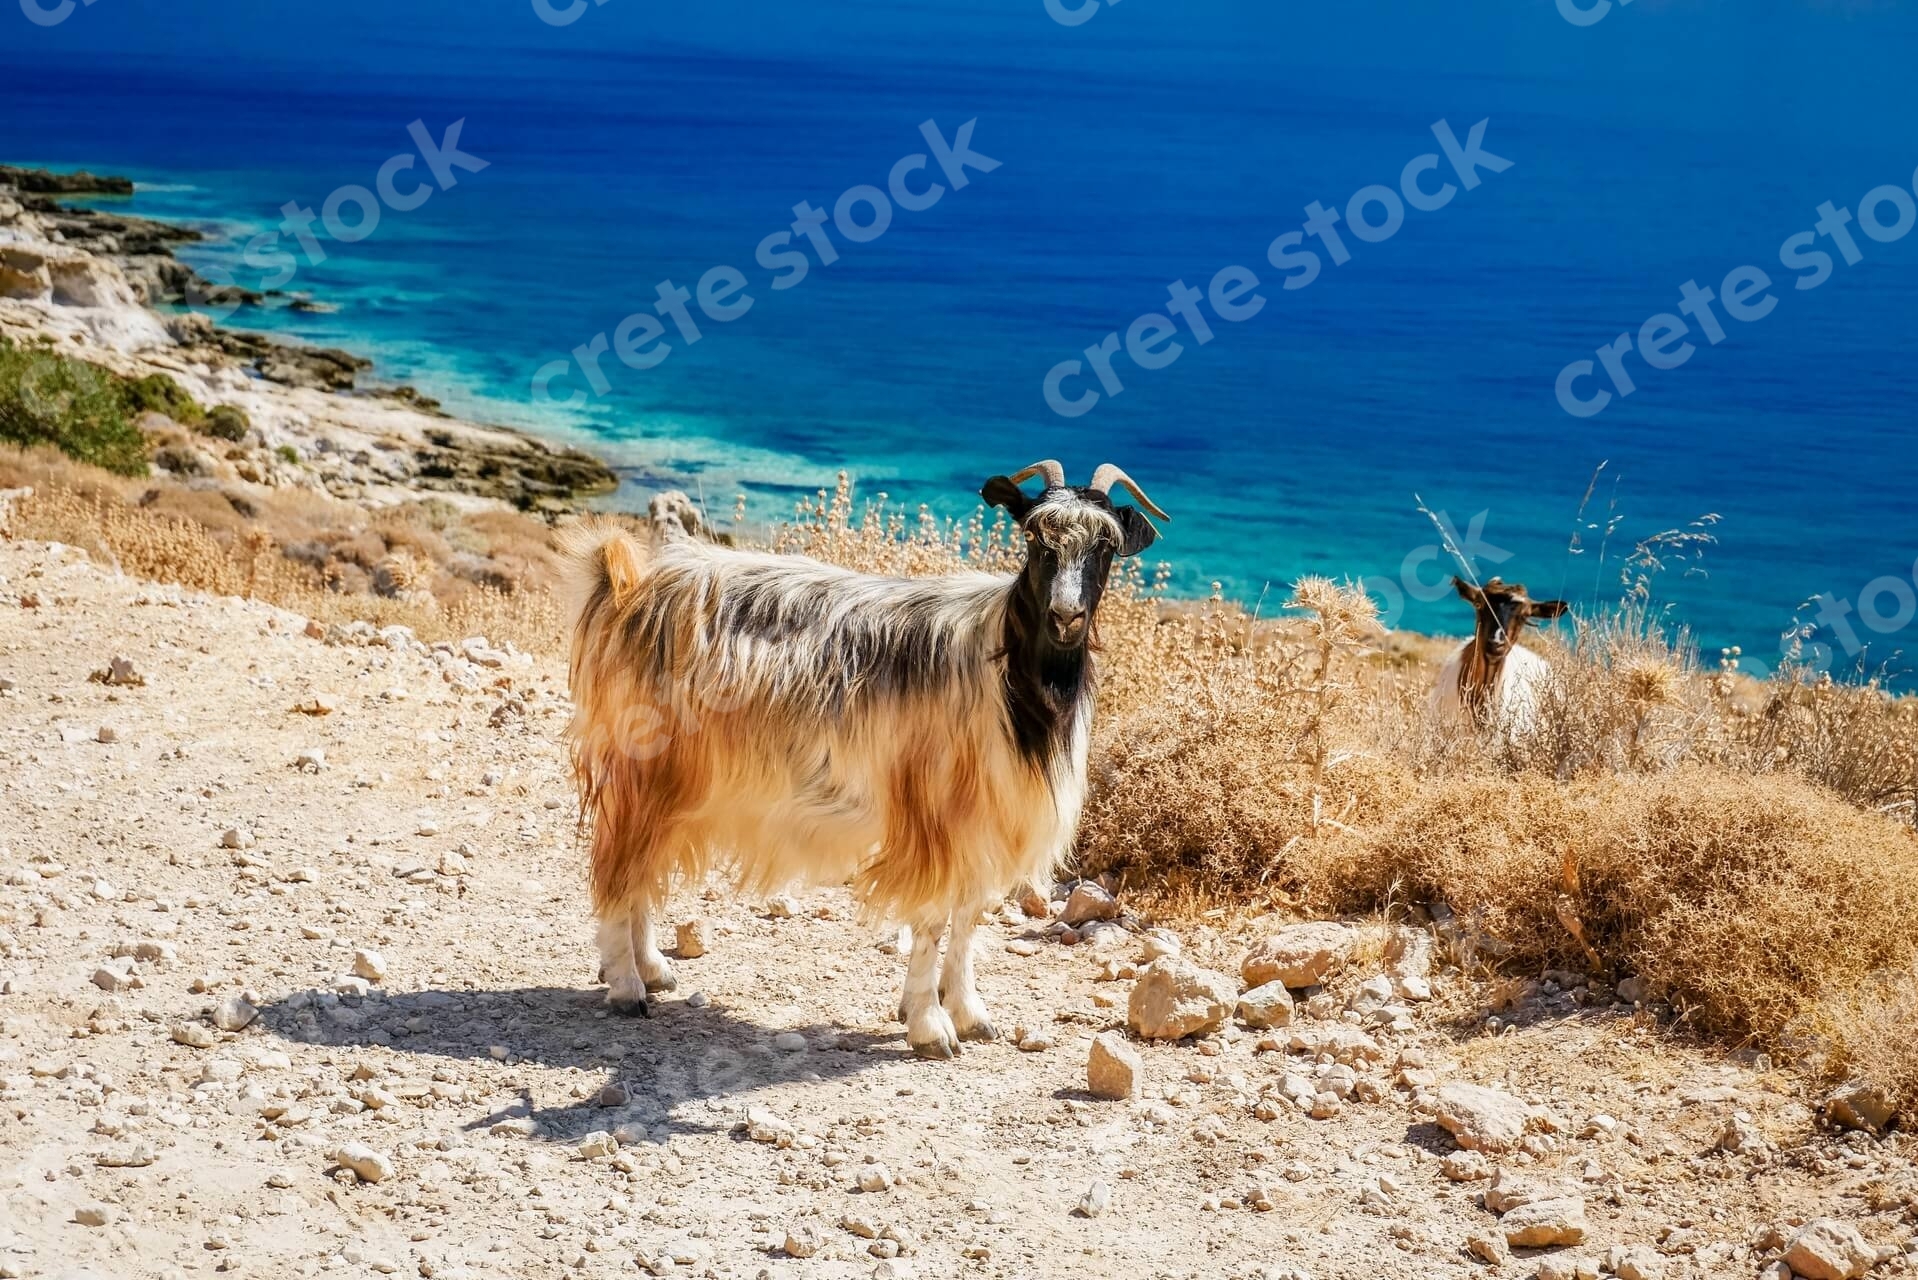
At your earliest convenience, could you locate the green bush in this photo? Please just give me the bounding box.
[275,444,299,465]
[202,403,250,442]
[0,339,148,476]
[121,372,205,426]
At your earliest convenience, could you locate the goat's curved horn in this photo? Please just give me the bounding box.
[1087,463,1170,520]
[1007,460,1066,490]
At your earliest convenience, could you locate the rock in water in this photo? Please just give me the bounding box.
[1127,957,1235,1040]
[1087,1031,1143,1101]
[1240,921,1360,988]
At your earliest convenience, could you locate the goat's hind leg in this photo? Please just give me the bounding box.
[631,908,677,993]
[939,908,997,1042]
[899,922,959,1059]
[597,906,651,1017]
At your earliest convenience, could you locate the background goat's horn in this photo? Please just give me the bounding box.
[1007,460,1066,489]
[1088,463,1170,520]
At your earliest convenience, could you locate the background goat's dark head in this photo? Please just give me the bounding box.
[1453,576,1568,660]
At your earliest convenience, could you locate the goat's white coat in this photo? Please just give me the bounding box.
[1429,641,1552,739]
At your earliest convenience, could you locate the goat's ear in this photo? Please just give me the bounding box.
[1453,576,1483,604]
[1114,506,1159,558]
[1529,599,1570,620]
[980,475,1033,521]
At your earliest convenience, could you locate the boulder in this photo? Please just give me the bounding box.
[1715,1111,1769,1154]
[1611,1245,1665,1280]
[1485,1168,1579,1213]
[1127,957,1235,1040]
[329,1142,394,1184]
[1087,1032,1142,1101]
[1783,1219,1887,1280]
[1060,882,1120,927]
[1285,1025,1385,1065]
[1499,1196,1588,1247]
[48,253,140,309]
[1236,980,1295,1030]
[676,919,713,959]
[212,995,258,1032]
[0,251,49,300]
[1434,1082,1545,1153]
[1384,925,1435,978]
[1240,921,1360,988]
[1467,1232,1509,1266]
[1825,1081,1896,1135]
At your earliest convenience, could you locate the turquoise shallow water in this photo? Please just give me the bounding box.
[4,1,1917,678]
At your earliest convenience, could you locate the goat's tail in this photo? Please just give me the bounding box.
[559,518,655,846]
[558,517,650,628]
[557,517,653,711]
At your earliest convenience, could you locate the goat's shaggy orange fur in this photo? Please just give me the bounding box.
[561,515,1094,1053]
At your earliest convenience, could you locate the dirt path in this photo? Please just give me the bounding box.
[0,537,1907,1280]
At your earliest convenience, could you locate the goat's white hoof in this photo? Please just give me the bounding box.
[907,1008,960,1060]
[643,966,678,994]
[956,1018,998,1043]
[910,1031,959,1060]
[945,996,998,1042]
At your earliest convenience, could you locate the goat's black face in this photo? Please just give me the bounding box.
[982,477,1158,652]
[1454,576,1568,659]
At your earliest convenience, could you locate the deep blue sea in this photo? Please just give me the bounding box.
[4,0,1916,675]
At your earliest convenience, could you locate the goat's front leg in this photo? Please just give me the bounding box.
[900,922,959,1059]
[940,908,997,1042]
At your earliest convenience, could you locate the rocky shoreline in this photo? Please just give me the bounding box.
[0,164,617,512]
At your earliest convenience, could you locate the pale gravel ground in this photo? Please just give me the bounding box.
[1,536,1911,1280]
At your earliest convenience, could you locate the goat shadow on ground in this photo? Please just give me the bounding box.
[257,984,897,1145]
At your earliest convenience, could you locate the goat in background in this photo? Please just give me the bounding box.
[1430,576,1568,740]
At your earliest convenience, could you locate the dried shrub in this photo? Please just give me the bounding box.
[2,444,562,651]
[1306,768,1918,1059]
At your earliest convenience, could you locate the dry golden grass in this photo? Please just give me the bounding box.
[10,457,1918,1105]
[0,444,561,650]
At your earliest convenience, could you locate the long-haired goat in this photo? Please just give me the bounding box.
[562,461,1164,1058]
[1429,576,1568,738]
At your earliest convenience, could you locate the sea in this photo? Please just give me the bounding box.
[4,0,1916,676]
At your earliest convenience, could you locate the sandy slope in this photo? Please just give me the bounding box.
[0,535,1910,1280]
